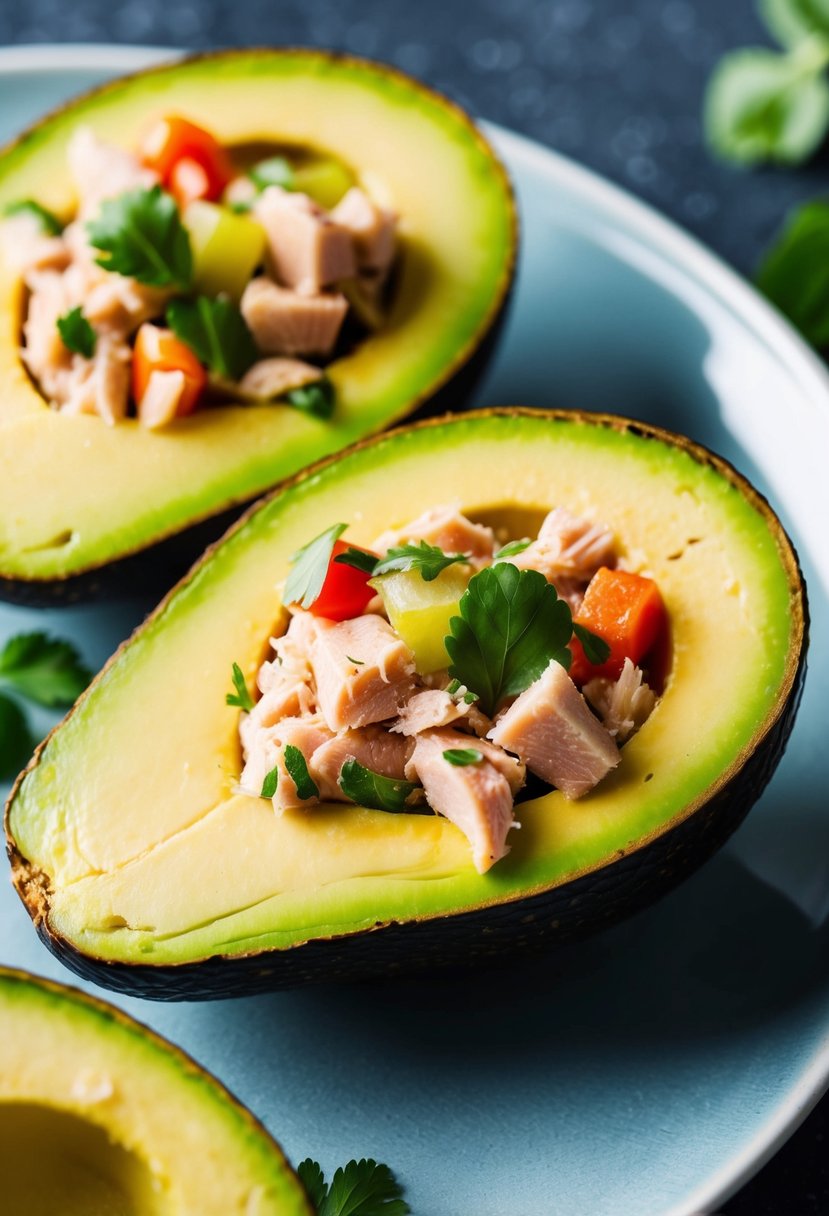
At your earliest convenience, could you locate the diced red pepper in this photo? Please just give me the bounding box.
[569,567,667,685]
[132,324,207,417]
[307,540,379,622]
[139,115,234,203]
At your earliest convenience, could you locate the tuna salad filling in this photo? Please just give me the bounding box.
[2,117,398,428]
[232,503,668,873]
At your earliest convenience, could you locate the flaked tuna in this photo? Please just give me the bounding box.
[136,369,186,430]
[311,727,413,801]
[62,222,170,336]
[0,214,69,276]
[331,187,397,275]
[489,659,619,799]
[392,688,479,737]
[584,658,657,743]
[241,278,348,357]
[240,715,334,814]
[67,126,157,217]
[236,357,323,401]
[20,270,73,399]
[310,614,415,731]
[509,507,615,586]
[254,186,356,295]
[374,505,495,568]
[59,335,132,425]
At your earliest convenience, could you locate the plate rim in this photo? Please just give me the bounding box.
[1,41,827,1216]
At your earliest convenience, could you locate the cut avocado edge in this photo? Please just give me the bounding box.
[0,965,313,1213]
[5,408,808,995]
[0,48,517,599]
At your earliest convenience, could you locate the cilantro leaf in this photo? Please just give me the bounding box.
[260,766,279,799]
[57,307,96,358]
[284,523,347,608]
[0,694,35,783]
[167,295,258,381]
[284,745,319,800]
[87,185,192,288]
[443,748,483,767]
[373,541,468,582]
[0,632,91,708]
[756,200,829,346]
[573,622,612,667]
[249,155,296,192]
[226,662,255,711]
[334,547,379,575]
[320,1159,410,1216]
[3,199,62,235]
[761,0,829,50]
[285,377,336,420]
[445,564,573,717]
[338,759,419,813]
[298,1159,329,1210]
[493,538,532,559]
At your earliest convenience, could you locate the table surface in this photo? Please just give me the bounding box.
[1,2,827,1212]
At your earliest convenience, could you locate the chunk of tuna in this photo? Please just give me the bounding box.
[67,127,157,217]
[237,357,323,400]
[311,727,413,801]
[20,270,73,399]
[240,715,334,814]
[266,611,319,690]
[62,222,170,336]
[330,187,397,274]
[374,505,495,568]
[489,660,619,799]
[392,689,475,737]
[406,728,522,873]
[241,278,348,357]
[583,657,657,743]
[59,335,131,425]
[1,215,69,276]
[509,507,615,586]
[310,614,415,731]
[254,186,356,294]
[136,369,186,430]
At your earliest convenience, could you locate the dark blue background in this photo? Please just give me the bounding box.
[1,2,826,1211]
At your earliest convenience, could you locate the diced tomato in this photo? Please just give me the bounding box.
[569,567,667,685]
[139,115,234,203]
[132,324,206,417]
[308,540,379,622]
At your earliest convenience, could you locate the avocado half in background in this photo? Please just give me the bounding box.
[6,410,806,999]
[0,968,310,1213]
[0,49,516,605]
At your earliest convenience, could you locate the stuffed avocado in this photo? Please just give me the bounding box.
[6,410,806,997]
[0,49,516,604]
[0,967,310,1213]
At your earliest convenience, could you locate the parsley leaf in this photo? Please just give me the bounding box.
[445,564,573,717]
[57,307,96,358]
[87,185,192,288]
[493,538,532,559]
[226,662,255,711]
[761,0,829,51]
[284,522,347,608]
[373,540,468,582]
[338,758,419,813]
[298,1159,329,1210]
[0,694,35,783]
[0,632,91,707]
[573,622,612,667]
[756,200,829,346]
[3,199,62,235]
[260,766,279,799]
[285,377,336,420]
[249,155,296,192]
[284,744,319,800]
[443,748,483,767]
[167,295,258,381]
[334,547,379,575]
[321,1159,410,1216]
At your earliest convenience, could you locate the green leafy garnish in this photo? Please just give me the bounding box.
[443,748,483,767]
[284,745,319,800]
[87,185,192,288]
[298,1158,410,1216]
[0,695,35,783]
[249,155,296,192]
[167,295,258,381]
[573,622,612,667]
[338,758,419,813]
[493,538,532,559]
[57,307,96,359]
[260,766,279,799]
[756,200,829,345]
[373,540,468,582]
[445,564,574,717]
[446,678,461,695]
[345,655,365,666]
[3,198,62,235]
[284,377,335,420]
[762,0,829,50]
[284,522,347,609]
[334,547,379,575]
[226,662,255,711]
[0,632,91,707]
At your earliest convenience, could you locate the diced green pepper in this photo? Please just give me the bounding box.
[373,566,471,674]
[292,158,355,209]
[182,201,266,302]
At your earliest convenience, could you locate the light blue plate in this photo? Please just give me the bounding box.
[2,46,828,1216]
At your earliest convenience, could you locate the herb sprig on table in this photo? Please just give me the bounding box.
[298,1157,410,1216]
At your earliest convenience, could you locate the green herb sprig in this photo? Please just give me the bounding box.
[298,1157,410,1216]
[167,295,258,381]
[57,307,97,359]
[284,523,347,609]
[87,185,193,288]
[337,538,468,582]
[226,662,255,711]
[338,758,419,812]
[756,198,829,344]
[284,745,319,800]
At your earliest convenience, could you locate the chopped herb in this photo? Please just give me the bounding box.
[249,155,296,192]
[345,655,365,666]
[0,632,91,707]
[0,694,35,783]
[298,1159,328,1210]
[3,198,62,235]
[494,538,532,559]
[167,295,258,381]
[462,691,478,704]
[573,622,612,667]
[756,200,829,346]
[443,748,483,767]
[284,522,347,609]
[87,185,192,288]
[445,563,574,717]
[338,758,419,813]
[298,1157,410,1216]
[57,307,96,359]
[334,546,379,575]
[284,744,319,800]
[373,540,468,582]
[284,377,335,420]
[446,678,461,695]
[226,662,255,711]
[260,766,279,799]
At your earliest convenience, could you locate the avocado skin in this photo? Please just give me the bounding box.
[11,629,806,1001]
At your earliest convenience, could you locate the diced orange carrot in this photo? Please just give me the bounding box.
[132,324,206,418]
[569,567,666,685]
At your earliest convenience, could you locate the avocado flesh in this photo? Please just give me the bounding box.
[0,50,514,585]
[7,411,801,973]
[0,969,309,1214]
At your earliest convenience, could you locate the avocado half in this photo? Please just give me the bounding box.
[0,49,516,605]
[6,410,807,998]
[0,967,310,1212]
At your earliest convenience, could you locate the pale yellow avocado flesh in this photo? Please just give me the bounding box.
[8,413,798,967]
[0,970,309,1214]
[0,50,514,580]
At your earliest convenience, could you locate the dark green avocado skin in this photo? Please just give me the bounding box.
[23,628,807,1002]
